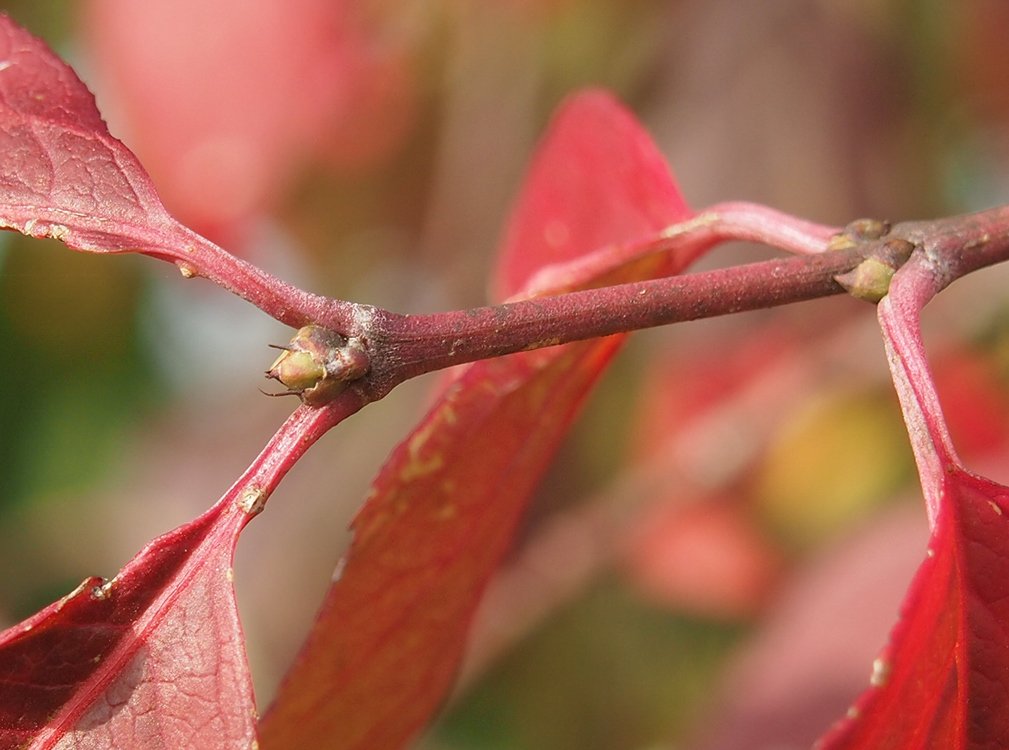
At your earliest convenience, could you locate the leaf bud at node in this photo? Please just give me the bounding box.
[267,350,325,392]
[827,218,891,251]
[846,218,891,241]
[834,257,897,304]
[264,324,370,406]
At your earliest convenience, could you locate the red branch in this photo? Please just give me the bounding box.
[300,206,1009,402]
[355,206,1009,398]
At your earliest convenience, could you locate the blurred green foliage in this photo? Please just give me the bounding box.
[434,579,744,750]
[0,237,161,509]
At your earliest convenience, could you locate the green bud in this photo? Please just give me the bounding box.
[845,218,890,241]
[264,324,370,406]
[834,257,897,303]
[828,218,891,251]
[266,349,326,392]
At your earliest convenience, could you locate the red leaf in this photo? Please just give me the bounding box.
[817,467,1009,749]
[620,499,781,619]
[932,346,1009,459]
[0,15,181,253]
[260,90,696,749]
[0,501,255,750]
[0,401,343,749]
[493,88,693,300]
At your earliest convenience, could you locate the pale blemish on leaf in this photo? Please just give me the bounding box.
[434,504,457,521]
[400,451,444,483]
[870,657,891,687]
[398,406,454,482]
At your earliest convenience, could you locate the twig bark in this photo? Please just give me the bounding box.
[274,205,1009,406]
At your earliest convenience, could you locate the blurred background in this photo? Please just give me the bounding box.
[3,1,1009,748]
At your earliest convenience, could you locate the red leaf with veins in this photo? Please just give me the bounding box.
[818,467,1009,749]
[0,499,256,750]
[0,402,347,749]
[259,90,699,750]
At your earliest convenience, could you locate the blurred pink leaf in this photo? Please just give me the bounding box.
[260,89,699,750]
[621,499,782,620]
[930,344,1009,459]
[690,503,927,750]
[84,0,416,238]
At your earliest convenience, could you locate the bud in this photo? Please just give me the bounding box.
[267,349,325,392]
[834,257,897,303]
[827,217,891,251]
[264,325,369,406]
[846,218,890,241]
